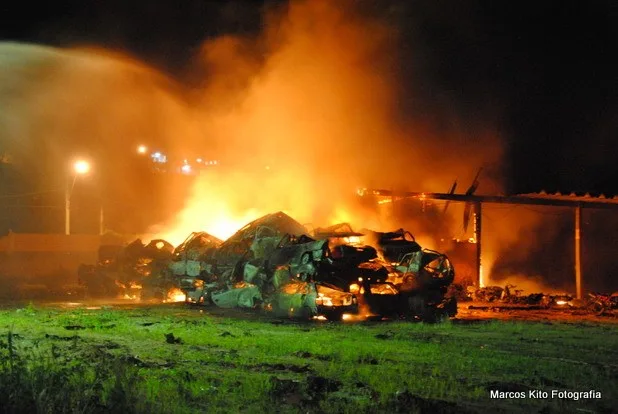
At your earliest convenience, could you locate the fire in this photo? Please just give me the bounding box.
[114,280,143,300]
[165,287,187,303]
[149,170,376,246]
[479,264,485,288]
[154,196,264,245]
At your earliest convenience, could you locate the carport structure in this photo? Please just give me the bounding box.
[359,189,618,299]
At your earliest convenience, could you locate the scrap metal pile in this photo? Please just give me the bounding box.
[464,284,546,305]
[459,283,618,316]
[79,212,458,321]
[78,238,178,300]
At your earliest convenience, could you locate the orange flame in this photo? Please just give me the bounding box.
[165,287,187,303]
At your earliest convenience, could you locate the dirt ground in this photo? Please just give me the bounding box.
[457,301,618,324]
[3,297,616,325]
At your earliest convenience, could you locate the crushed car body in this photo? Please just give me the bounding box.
[78,238,177,299]
[175,212,458,321]
[77,212,459,321]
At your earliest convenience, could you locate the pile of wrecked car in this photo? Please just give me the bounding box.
[171,212,457,321]
[78,238,178,300]
[79,212,458,322]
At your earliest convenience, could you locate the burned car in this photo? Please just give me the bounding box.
[360,228,422,264]
[170,231,222,288]
[177,213,457,321]
[78,238,177,299]
[179,212,359,319]
[308,224,456,320]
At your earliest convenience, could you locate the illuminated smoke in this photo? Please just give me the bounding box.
[152,0,504,244]
[0,1,503,246]
[0,42,199,232]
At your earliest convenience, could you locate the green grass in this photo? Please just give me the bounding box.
[1,303,617,413]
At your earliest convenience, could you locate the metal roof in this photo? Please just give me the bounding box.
[518,191,618,202]
[359,189,618,209]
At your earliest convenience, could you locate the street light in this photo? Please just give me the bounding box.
[137,145,148,155]
[65,159,90,235]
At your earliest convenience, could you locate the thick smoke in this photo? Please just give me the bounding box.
[151,0,504,243]
[0,42,199,232]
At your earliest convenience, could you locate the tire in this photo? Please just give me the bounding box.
[324,310,344,321]
[588,301,605,316]
[406,294,426,321]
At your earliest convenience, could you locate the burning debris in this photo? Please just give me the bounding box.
[174,212,457,321]
[586,291,618,316]
[78,238,180,301]
[78,211,458,321]
[457,281,618,317]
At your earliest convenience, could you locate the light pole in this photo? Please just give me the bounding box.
[65,159,90,235]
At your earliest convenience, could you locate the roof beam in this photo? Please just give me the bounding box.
[361,190,618,210]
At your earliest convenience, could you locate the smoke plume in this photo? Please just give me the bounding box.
[1,1,507,269]
[151,0,504,243]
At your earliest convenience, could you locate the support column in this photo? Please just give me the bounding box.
[474,202,482,287]
[64,184,71,235]
[99,204,105,235]
[575,206,582,299]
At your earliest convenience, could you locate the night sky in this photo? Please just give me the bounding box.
[1,0,618,195]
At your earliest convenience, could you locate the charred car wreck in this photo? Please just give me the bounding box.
[78,238,177,299]
[176,212,457,321]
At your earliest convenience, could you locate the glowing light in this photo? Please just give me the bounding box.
[181,164,192,174]
[73,160,90,175]
[479,264,485,288]
[345,236,360,244]
[151,152,167,163]
[316,293,334,307]
[137,145,147,154]
[555,300,568,306]
[165,288,186,303]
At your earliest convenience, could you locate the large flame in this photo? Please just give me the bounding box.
[142,1,502,246]
[165,287,187,303]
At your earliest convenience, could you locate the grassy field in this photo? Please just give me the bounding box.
[0,302,616,413]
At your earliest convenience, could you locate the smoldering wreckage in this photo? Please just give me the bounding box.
[78,212,458,322]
